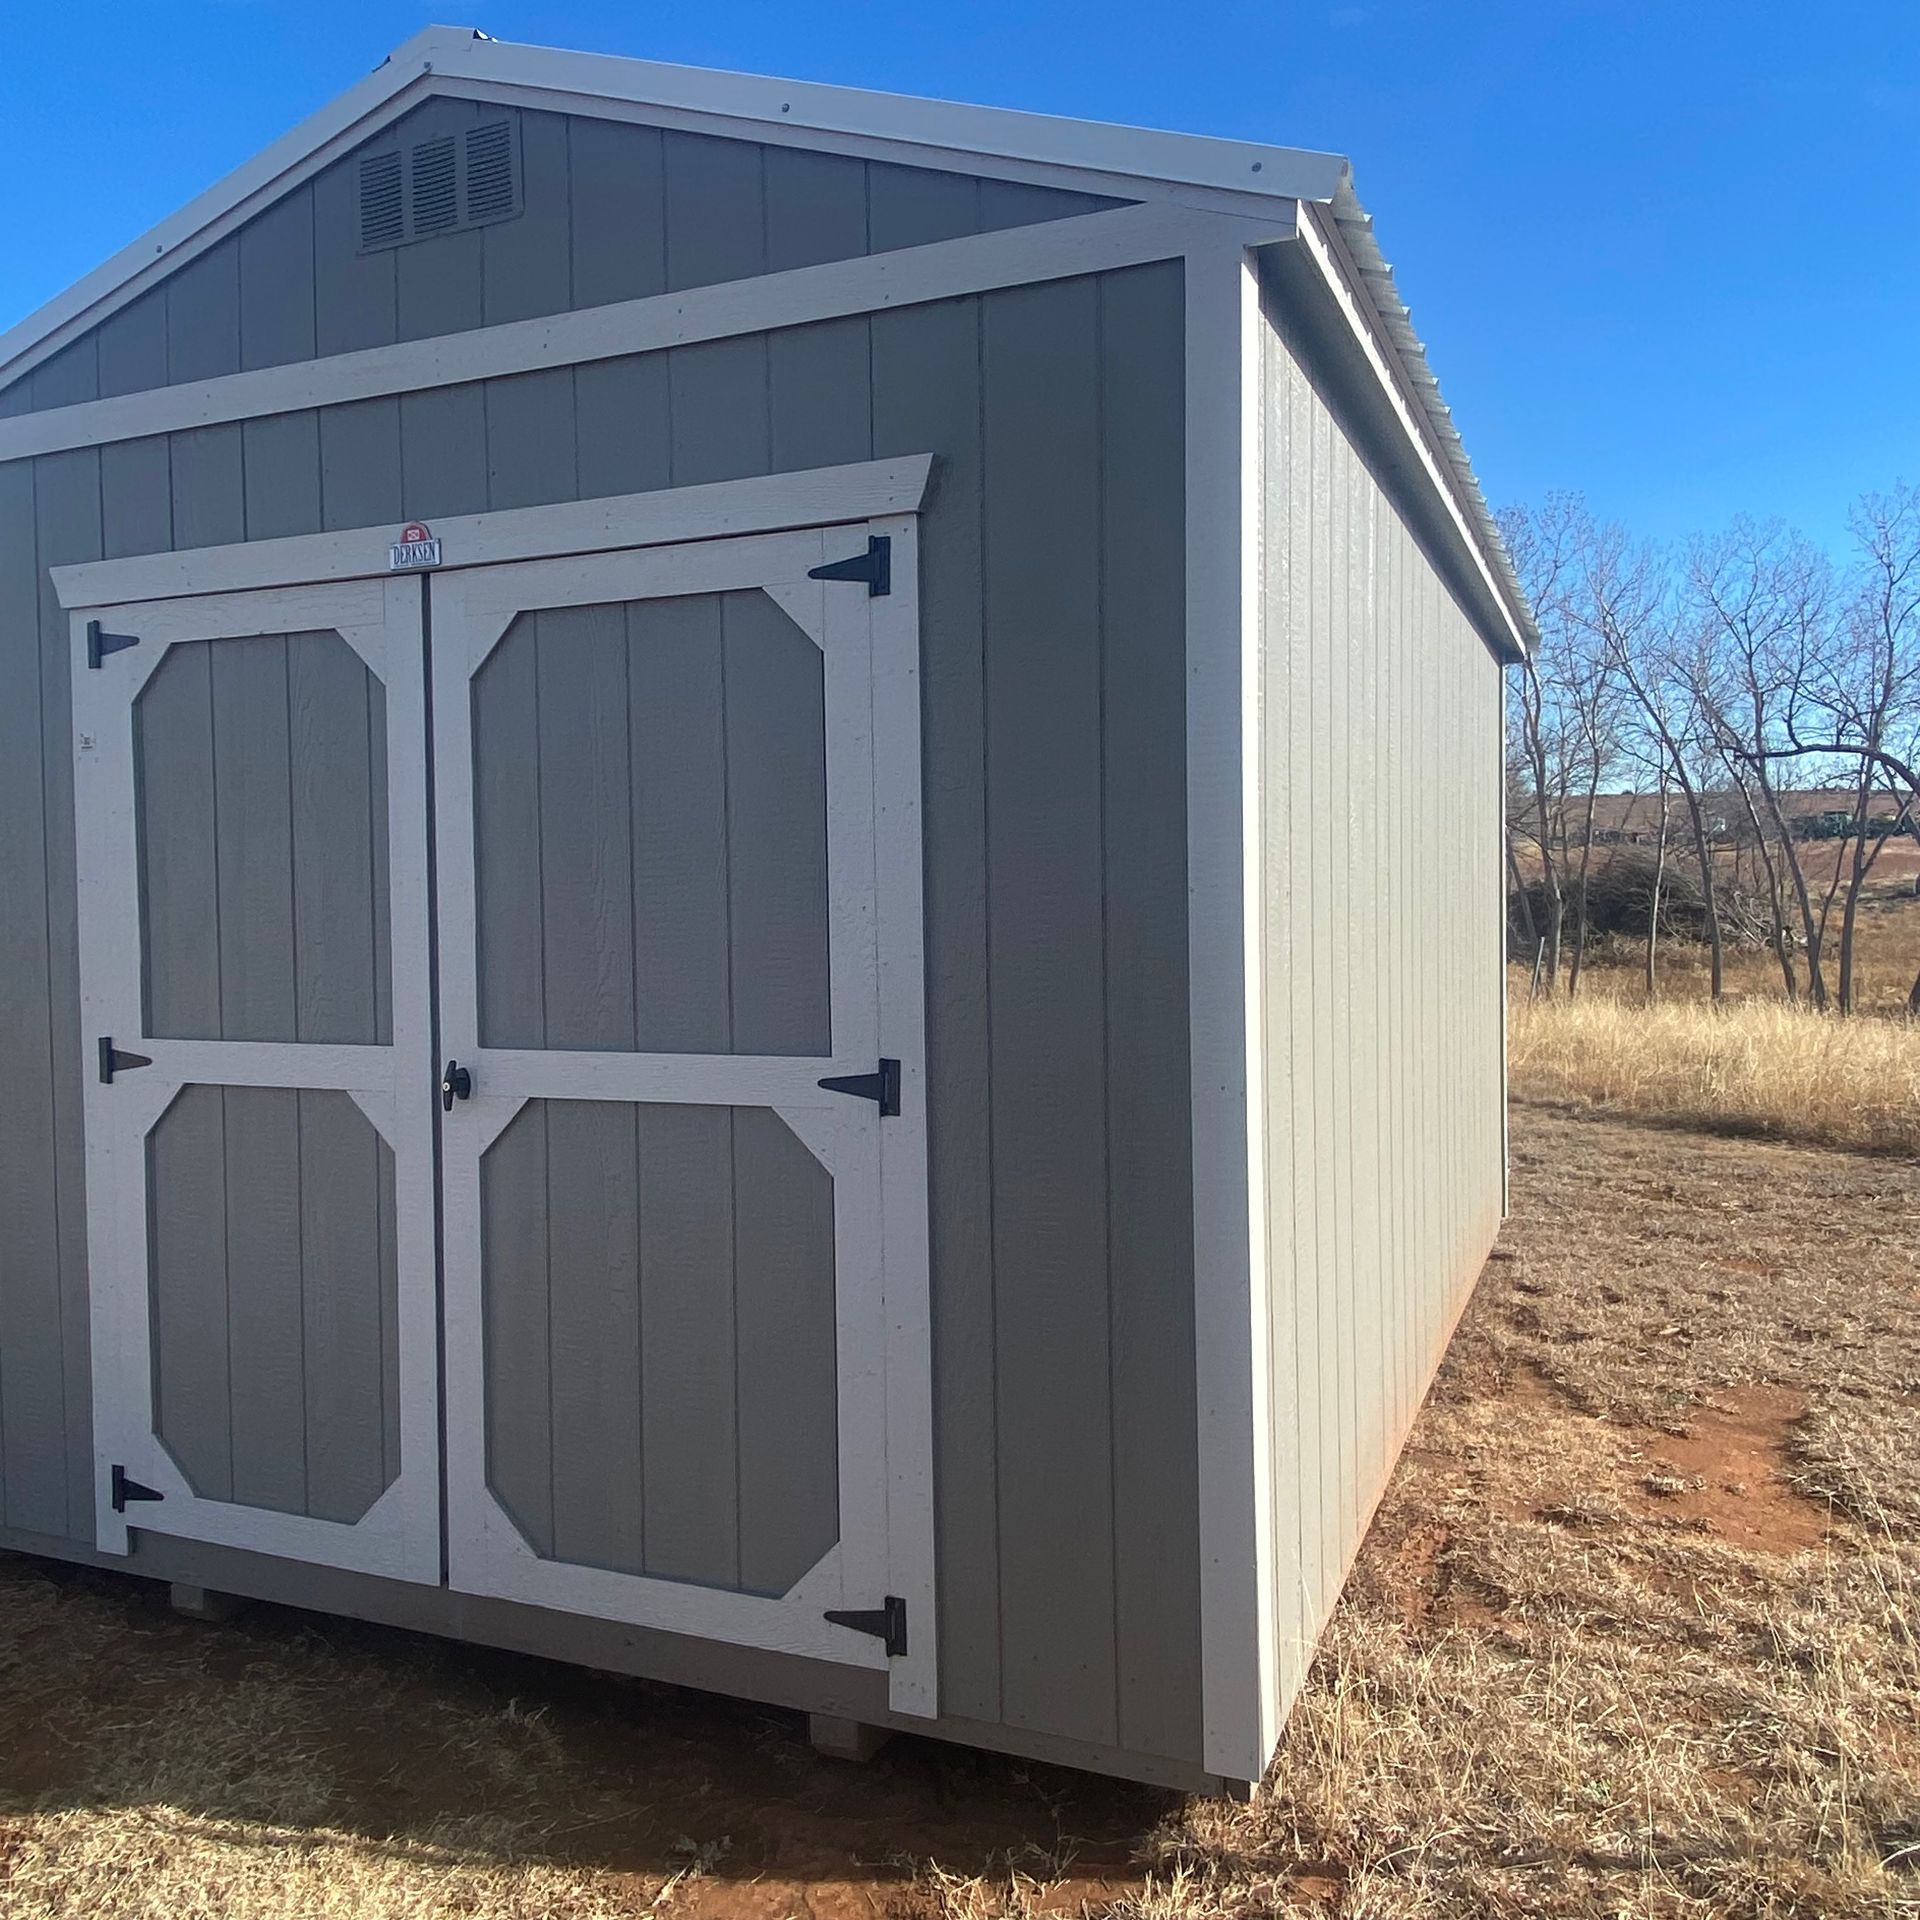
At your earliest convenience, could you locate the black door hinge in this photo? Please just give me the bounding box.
[807,535,891,597]
[111,1464,164,1513]
[817,1058,900,1116]
[98,1037,154,1083]
[825,1594,907,1658]
[86,621,140,669]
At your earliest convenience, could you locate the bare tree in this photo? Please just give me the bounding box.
[1705,489,1920,1010]
[1563,623,1624,997]
[1501,483,1919,1014]
[1500,497,1585,994]
[1645,777,1671,999]
[1823,488,1920,1009]
[1573,517,1728,998]
[1719,748,1799,997]
[1689,520,1839,1007]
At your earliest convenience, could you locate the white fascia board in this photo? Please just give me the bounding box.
[0,24,1346,394]
[440,31,1350,206]
[1287,205,1530,664]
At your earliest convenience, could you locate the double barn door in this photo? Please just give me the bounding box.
[71,519,935,1713]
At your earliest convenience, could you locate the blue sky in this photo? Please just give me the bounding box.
[2,1,1914,552]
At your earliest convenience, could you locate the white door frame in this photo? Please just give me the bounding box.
[68,575,442,1584]
[429,516,936,1716]
[55,463,937,1708]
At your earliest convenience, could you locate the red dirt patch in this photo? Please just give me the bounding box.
[1628,1385,1830,1553]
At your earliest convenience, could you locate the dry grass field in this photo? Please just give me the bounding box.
[1509,990,1920,1157]
[2,923,1917,1917]
[1512,887,1920,1161]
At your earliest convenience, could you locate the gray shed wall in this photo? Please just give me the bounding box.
[0,105,1202,1780]
[1,97,1123,415]
[1254,281,1506,1718]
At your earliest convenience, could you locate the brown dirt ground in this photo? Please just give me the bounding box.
[1,1100,1916,1917]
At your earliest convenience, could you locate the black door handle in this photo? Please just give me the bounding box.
[441,1060,472,1111]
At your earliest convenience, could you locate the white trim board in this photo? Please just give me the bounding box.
[0,203,1285,465]
[448,33,1348,205]
[0,26,1530,658]
[0,24,1346,392]
[430,77,1291,222]
[1286,206,1529,664]
[1184,240,1276,1787]
[73,575,441,1582]
[428,518,938,1714]
[53,457,935,609]
[0,44,445,393]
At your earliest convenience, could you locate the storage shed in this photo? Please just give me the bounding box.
[0,29,1533,1793]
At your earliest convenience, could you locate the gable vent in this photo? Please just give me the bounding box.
[411,135,459,234]
[358,150,404,249]
[356,118,523,253]
[465,120,517,222]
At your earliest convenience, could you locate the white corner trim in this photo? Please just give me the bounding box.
[1286,207,1528,663]
[0,203,1291,465]
[52,456,935,609]
[1186,237,1277,1785]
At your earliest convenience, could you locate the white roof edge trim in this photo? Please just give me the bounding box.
[1,21,1529,658]
[446,31,1350,203]
[0,23,1345,389]
[1311,184,1537,656]
[0,28,462,384]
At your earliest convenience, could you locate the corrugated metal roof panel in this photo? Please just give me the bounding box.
[1326,175,1536,652]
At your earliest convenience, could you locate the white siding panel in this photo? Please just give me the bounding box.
[1256,285,1505,1748]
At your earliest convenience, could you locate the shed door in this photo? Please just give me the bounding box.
[430,524,935,1715]
[71,579,441,1583]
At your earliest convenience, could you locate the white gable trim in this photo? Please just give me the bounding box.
[439,33,1348,205]
[0,202,1286,464]
[0,25,1344,395]
[429,77,1283,220]
[0,25,1531,653]
[1287,206,1531,663]
[0,31,452,391]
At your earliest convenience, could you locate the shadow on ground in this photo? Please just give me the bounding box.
[0,1554,1168,1917]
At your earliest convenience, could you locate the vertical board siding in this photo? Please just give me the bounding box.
[97,294,169,400]
[1096,265,1202,1757]
[148,1084,399,1521]
[0,453,64,1536]
[239,189,318,373]
[982,275,1115,1745]
[136,632,390,1045]
[1,257,1201,1771]
[480,1099,839,1596]
[471,594,830,1057]
[243,414,324,541]
[35,446,100,1538]
[6,107,1126,420]
[1256,291,1506,1727]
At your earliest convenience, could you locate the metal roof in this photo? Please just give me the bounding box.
[0,25,1532,651]
[1325,177,1536,652]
